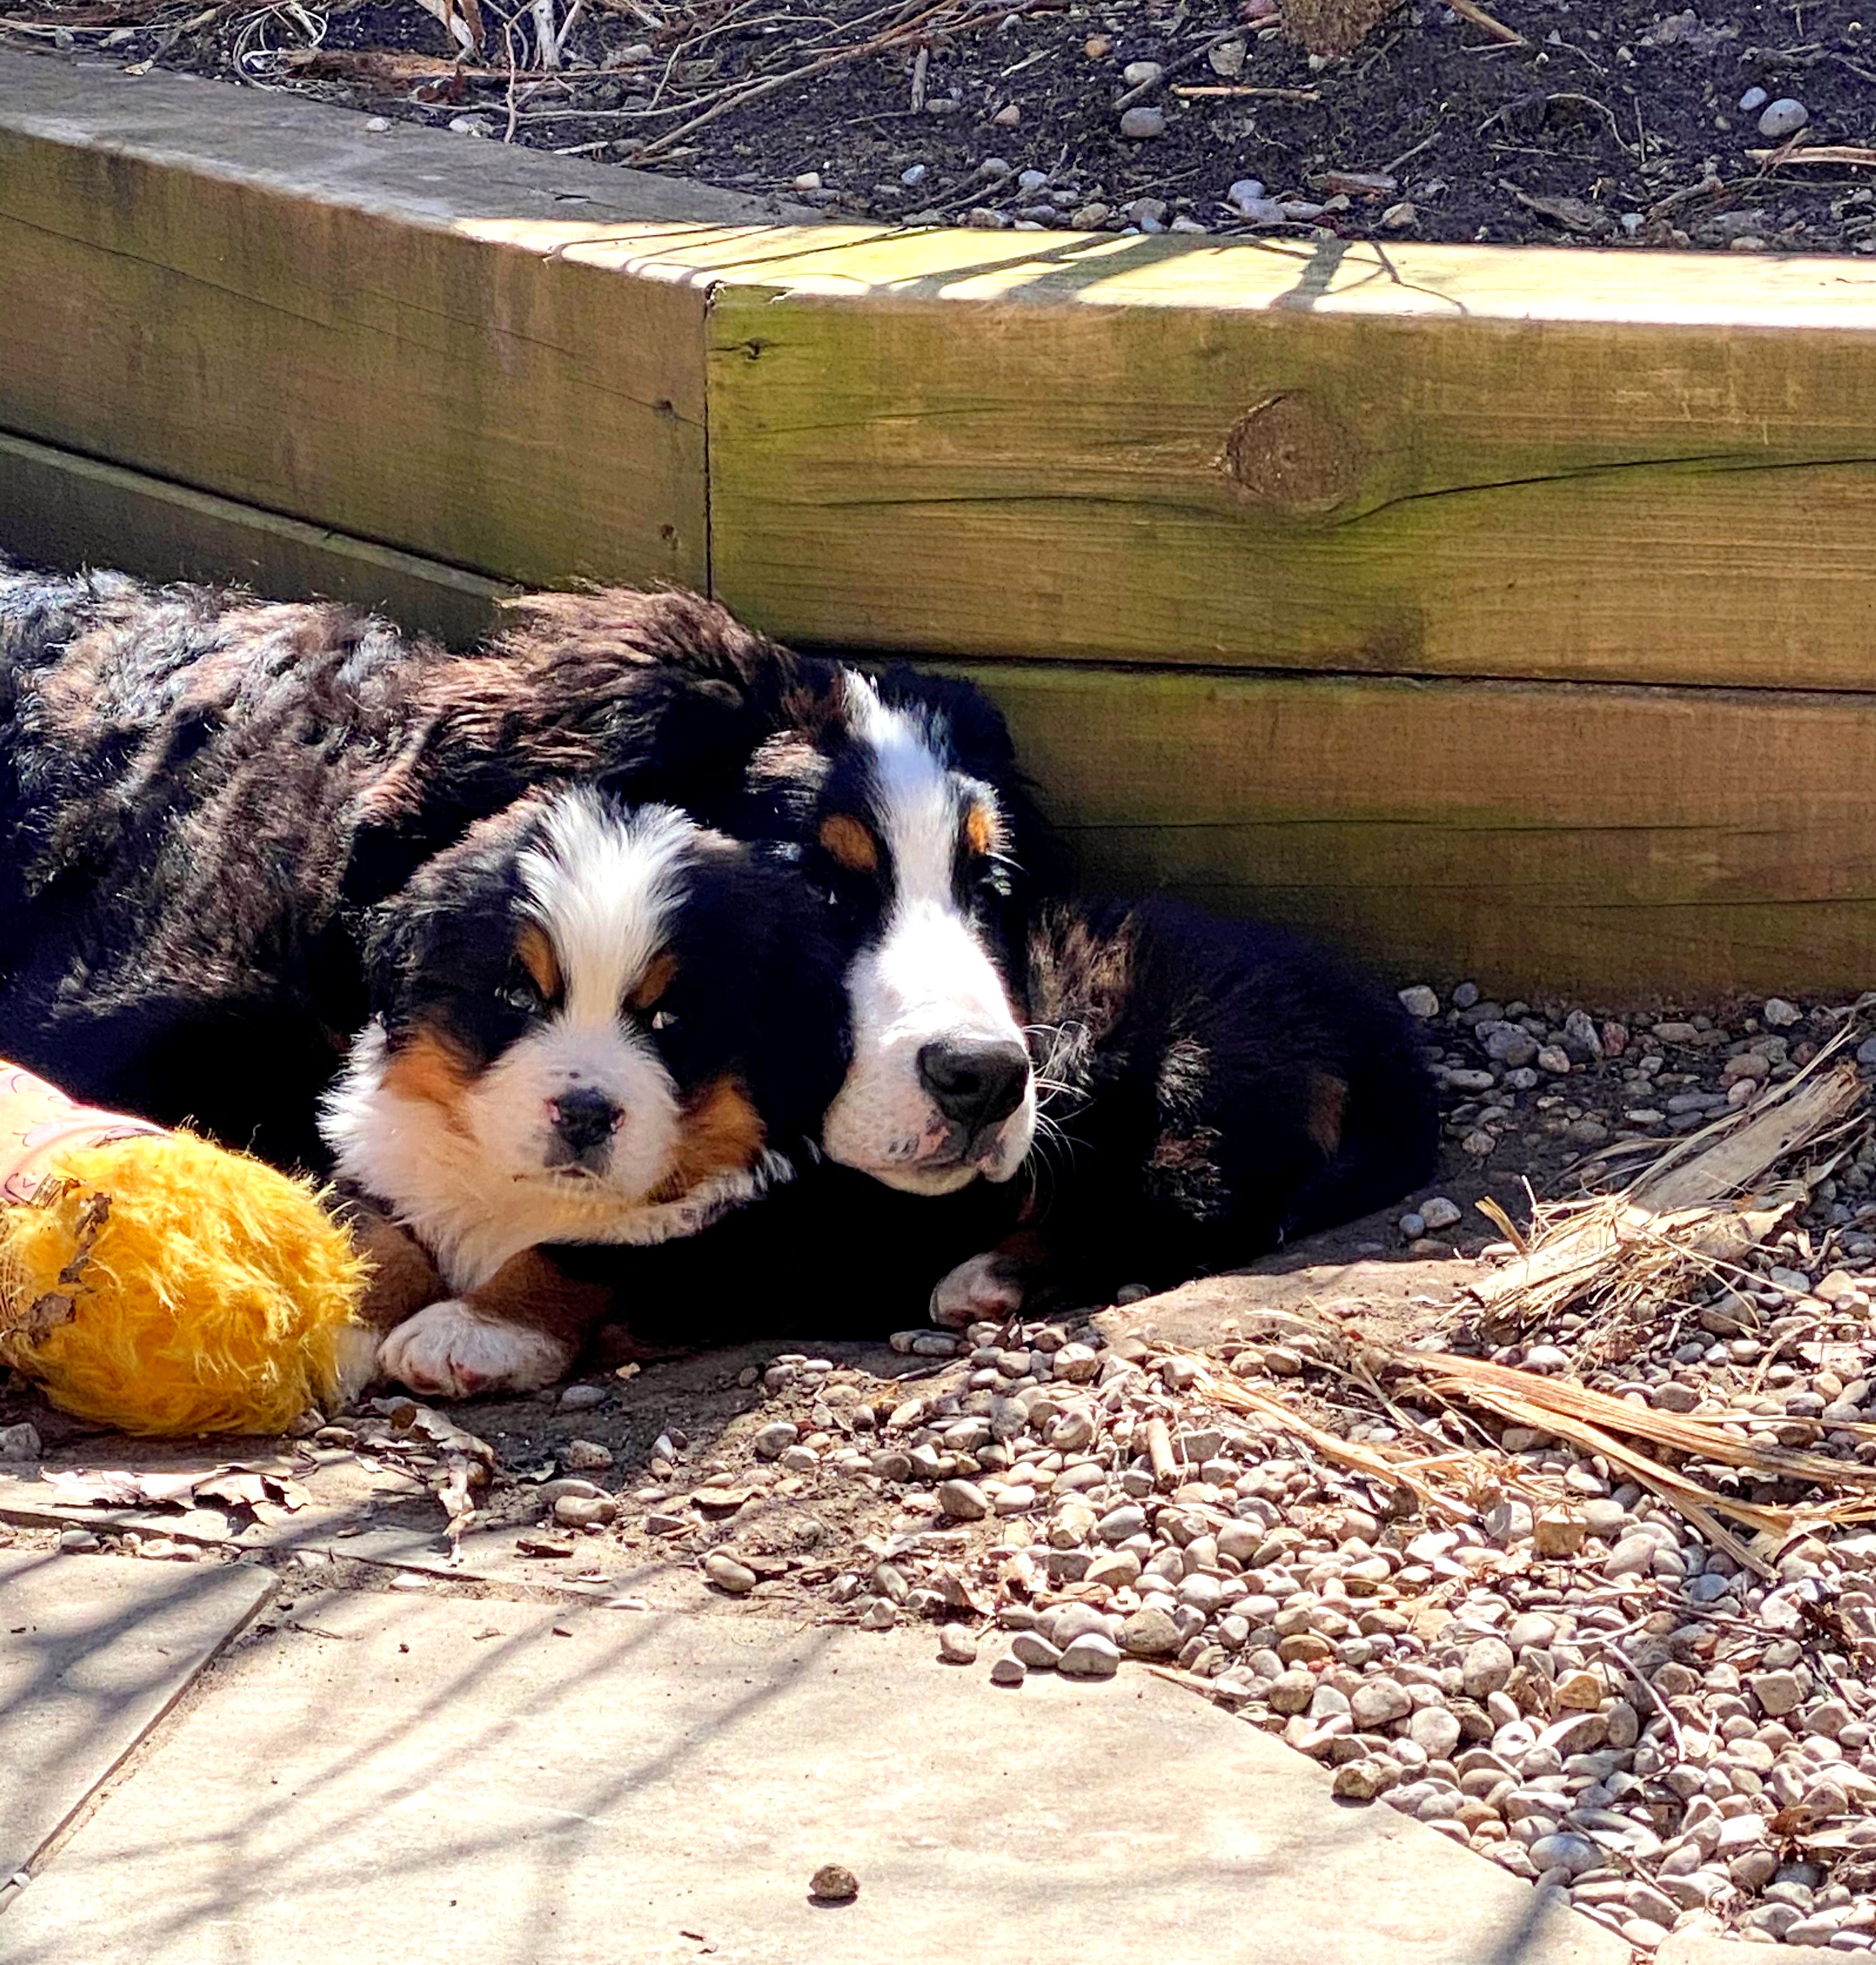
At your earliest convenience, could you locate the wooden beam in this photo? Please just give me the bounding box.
[0,432,509,646]
[0,53,781,591]
[704,234,1876,692]
[945,660,1876,1000]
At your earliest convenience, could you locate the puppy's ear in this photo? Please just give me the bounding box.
[357,896,429,1023]
[732,867,852,1148]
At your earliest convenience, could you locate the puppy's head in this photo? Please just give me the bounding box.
[749,668,1043,1196]
[322,788,845,1287]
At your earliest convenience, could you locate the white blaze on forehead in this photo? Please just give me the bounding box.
[821,674,1035,1193]
[846,673,970,913]
[519,792,694,1021]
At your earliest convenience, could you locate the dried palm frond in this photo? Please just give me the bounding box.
[1468,1032,1867,1347]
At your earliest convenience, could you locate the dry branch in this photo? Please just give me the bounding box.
[1468,1043,1865,1341]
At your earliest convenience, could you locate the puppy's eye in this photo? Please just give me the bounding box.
[650,1008,679,1033]
[498,980,542,1014]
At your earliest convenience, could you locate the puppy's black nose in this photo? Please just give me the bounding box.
[917,1038,1030,1135]
[548,1086,623,1161]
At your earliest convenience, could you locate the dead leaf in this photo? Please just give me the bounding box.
[1508,187,1616,236]
[516,1534,573,1558]
[412,0,484,54]
[43,1468,145,1508]
[282,48,466,89]
[192,1472,273,1509]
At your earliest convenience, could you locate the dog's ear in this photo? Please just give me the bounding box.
[356,796,543,1019]
[728,864,852,1149]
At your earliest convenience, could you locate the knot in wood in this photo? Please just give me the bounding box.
[1220,393,1363,515]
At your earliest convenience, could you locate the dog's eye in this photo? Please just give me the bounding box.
[650,1008,679,1033]
[497,980,542,1014]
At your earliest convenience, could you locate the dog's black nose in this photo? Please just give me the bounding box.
[918,1038,1030,1135]
[548,1086,623,1161]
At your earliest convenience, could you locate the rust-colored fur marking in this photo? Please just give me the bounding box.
[1308,1072,1349,1157]
[962,800,996,858]
[382,1028,475,1132]
[653,1076,766,1202]
[516,923,562,1001]
[465,1247,617,1350]
[818,813,879,874]
[629,949,679,1012]
[341,1205,448,1333]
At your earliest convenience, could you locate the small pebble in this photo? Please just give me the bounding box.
[938,1480,990,1521]
[937,1626,979,1665]
[1057,1633,1122,1678]
[1756,101,1808,141]
[810,1863,859,1902]
[704,1552,757,1595]
[990,1654,1027,1686]
[1119,107,1166,140]
[559,1384,606,1410]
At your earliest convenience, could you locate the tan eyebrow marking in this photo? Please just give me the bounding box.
[628,949,679,1012]
[962,800,996,858]
[818,813,880,873]
[516,923,563,1000]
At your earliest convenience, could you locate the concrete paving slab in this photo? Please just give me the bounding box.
[5,1590,1625,1965]
[0,1549,274,1881]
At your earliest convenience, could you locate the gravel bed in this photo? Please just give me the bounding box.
[558,983,1876,1953]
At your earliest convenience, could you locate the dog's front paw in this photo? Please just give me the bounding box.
[930,1250,1026,1330]
[377,1299,574,1400]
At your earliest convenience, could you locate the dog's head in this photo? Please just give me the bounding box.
[321,787,846,1288]
[746,666,1049,1196]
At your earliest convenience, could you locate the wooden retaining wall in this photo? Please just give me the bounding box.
[5,50,1876,998]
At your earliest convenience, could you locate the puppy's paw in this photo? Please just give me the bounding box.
[930,1250,1026,1330]
[377,1299,573,1400]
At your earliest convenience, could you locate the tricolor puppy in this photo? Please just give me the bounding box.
[322,788,846,1397]
[739,664,1053,1199]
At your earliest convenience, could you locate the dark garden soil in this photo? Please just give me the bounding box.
[7,0,1875,251]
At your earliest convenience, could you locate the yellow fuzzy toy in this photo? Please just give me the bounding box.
[0,1063,369,1436]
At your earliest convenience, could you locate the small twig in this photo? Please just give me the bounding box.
[1579,1629,1685,1758]
[636,0,1031,159]
[1171,83,1319,100]
[1112,26,1246,110]
[1448,0,1524,44]
[1380,129,1441,177]
[1746,145,1876,169]
[909,39,926,107]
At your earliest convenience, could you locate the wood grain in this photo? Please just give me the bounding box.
[942,660,1876,998]
[0,432,509,646]
[0,55,735,590]
[705,236,1876,691]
